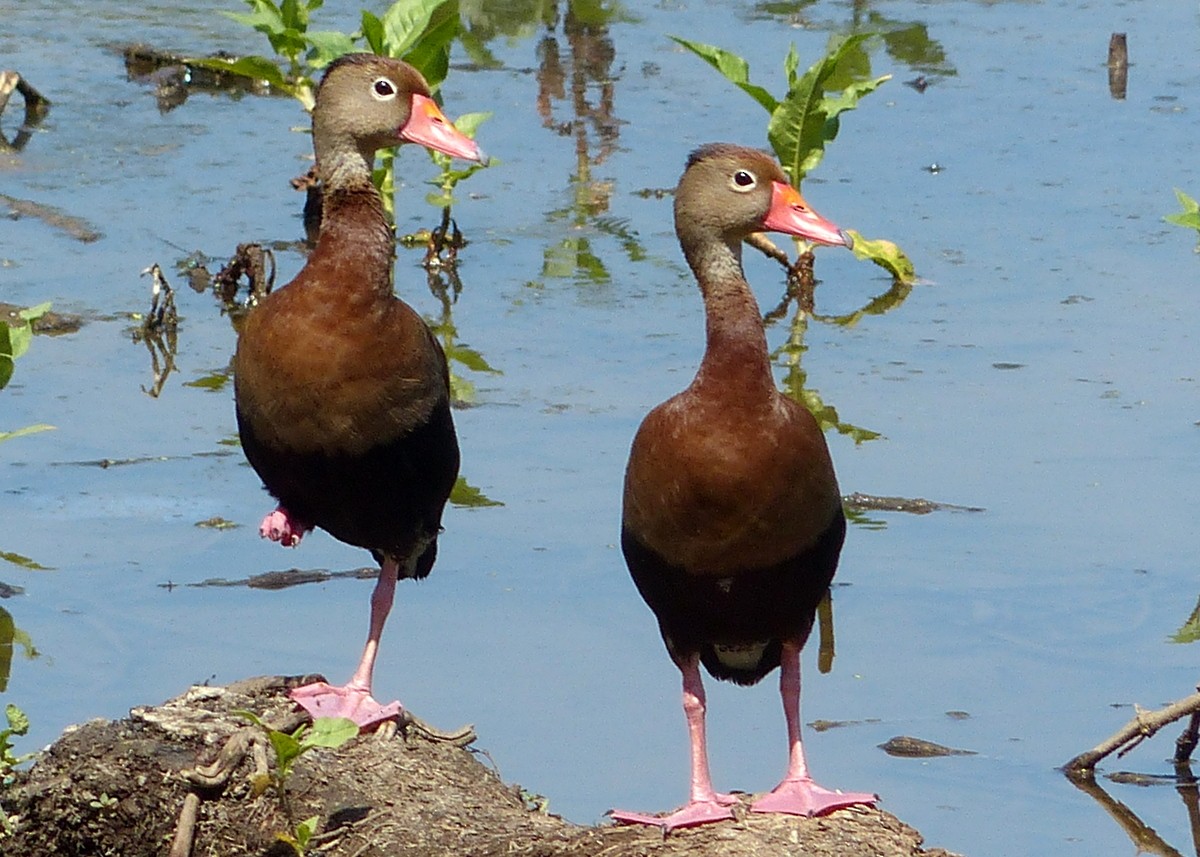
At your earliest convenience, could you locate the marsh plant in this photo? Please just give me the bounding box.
[193,0,490,225]
[0,303,55,444]
[237,711,357,854]
[1166,188,1200,250]
[673,32,915,285]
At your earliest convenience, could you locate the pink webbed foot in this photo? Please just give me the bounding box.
[259,507,311,547]
[750,777,876,817]
[611,793,738,832]
[289,681,402,730]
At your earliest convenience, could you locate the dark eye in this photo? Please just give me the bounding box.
[730,169,757,192]
[372,78,396,99]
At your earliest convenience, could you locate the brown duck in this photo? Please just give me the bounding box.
[610,144,876,830]
[233,54,482,729]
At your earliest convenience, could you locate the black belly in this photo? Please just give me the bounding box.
[238,398,459,572]
[622,510,845,686]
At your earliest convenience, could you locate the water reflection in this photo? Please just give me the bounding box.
[0,606,39,694]
[746,1,957,83]
[1068,773,1200,857]
[528,1,646,286]
[0,71,51,153]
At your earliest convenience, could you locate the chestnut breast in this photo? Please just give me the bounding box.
[623,384,841,577]
[234,260,448,460]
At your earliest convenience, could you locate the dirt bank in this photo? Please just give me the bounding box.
[1,676,961,856]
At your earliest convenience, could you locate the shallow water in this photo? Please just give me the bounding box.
[3,2,1200,855]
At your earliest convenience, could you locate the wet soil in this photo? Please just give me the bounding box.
[1,676,961,857]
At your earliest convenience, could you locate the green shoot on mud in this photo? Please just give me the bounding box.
[672,32,915,285]
[236,709,356,851]
[237,711,357,800]
[0,703,33,836]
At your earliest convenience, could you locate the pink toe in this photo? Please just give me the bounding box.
[750,778,876,817]
[611,798,736,831]
[289,681,402,730]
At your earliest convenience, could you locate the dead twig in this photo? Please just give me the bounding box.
[135,265,179,398]
[0,70,51,153]
[213,243,275,309]
[1064,685,1200,778]
[168,792,200,857]
[401,709,476,747]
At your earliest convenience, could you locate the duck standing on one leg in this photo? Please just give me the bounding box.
[233,54,483,730]
[611,144,877,831]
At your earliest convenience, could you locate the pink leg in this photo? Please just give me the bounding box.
[259,505,312,548]
[750,642,877,817]
[611,655,737,832]
[290,558,404,730]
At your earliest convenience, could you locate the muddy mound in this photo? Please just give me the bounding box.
[1,676,960,856]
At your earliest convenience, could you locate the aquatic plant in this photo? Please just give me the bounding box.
[672,32,915,285]
[0,303,54,444]
[193,0,489,225]
[1165,188,1200,250]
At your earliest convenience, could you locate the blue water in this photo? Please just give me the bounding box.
[3,2,1199,855]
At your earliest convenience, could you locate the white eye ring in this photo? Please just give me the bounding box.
[371,77,398,101]
[730,169,757,193]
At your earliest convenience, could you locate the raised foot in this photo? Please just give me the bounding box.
[289,681,402,730]
[611,795,738,832]
[259,508,310,547]
[750,777,877,817]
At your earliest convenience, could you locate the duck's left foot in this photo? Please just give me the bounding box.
[750,777,876,817]
[610,793,738,832]
[289,680,402,730]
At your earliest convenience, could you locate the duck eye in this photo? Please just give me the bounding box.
[372,78,397,100]
[730,170,757,192]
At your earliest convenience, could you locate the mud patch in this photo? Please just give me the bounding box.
[1,676,961,856]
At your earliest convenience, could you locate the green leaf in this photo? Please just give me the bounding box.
[446,344,499,374]
[304,30,357,67]
[0,356,11,391]
[380,0,453,59]
[4,705,29,737]
[187,55,295,93]
[303,717,358,748]
[845,230,917,284]
[1,320,33,362]
[1165,189,1200,231]
[767,33,887,183]
[450,476,503,508]
[0,550,54,570]
[361,11,385,54]
[268,727,303,771]
[670,36,778,113]
[18,302,51,322]
[449,110,491,138]
[400,0,459,89]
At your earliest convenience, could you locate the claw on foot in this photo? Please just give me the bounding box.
[610,795,737,832]
[750,777,876,817]
[289,681,402,731]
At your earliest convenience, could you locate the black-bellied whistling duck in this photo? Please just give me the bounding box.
[233,53,482,729]
[610,144,877,831]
